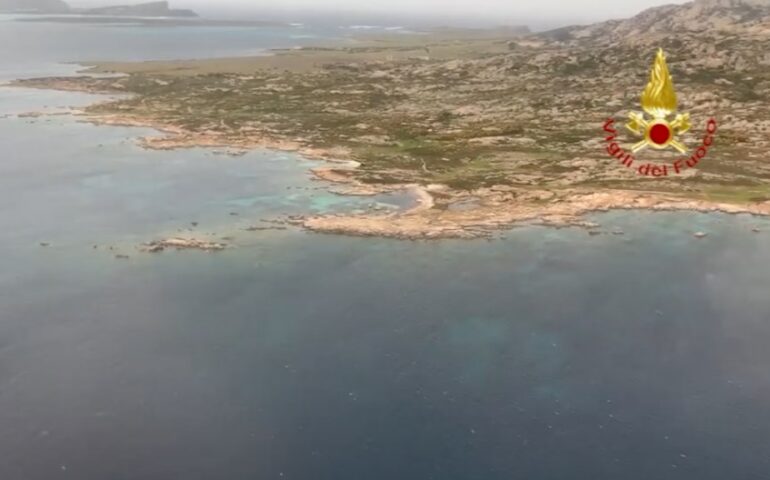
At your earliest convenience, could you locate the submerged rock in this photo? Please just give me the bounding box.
[142,237,227,252]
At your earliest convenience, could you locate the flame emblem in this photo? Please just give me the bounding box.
[626,49,690,153]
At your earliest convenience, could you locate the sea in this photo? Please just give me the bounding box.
[1,14,770,480]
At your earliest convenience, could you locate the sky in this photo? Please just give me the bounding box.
[69,0,693,28]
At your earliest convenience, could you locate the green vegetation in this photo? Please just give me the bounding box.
[17,31,770,202]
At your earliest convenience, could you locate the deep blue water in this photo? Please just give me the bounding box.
[2,16,770,480]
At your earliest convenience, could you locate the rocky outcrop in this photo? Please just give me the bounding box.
[142,237,227,252]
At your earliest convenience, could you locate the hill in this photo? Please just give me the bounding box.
[541,0,770,44]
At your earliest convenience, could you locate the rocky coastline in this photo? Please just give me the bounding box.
[12,79,770,243]
[10,0,770,243]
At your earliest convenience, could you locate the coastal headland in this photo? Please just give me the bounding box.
[11,0,770,240]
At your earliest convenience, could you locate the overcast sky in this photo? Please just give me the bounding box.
[69,0,692,28]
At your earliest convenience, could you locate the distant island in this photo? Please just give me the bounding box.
[0,0,198,17]
[75,1,197,18]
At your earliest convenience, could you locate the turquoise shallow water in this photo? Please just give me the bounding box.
[0,87,410,251]
[3,16,770,480]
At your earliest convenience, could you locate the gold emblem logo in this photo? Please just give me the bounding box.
[626,49,691,153]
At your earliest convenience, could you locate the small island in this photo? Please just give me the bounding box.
[0,0,197,17]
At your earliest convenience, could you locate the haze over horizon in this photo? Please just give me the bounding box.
[66,0,692,29]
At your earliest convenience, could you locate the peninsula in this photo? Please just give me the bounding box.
[13,0,770,238]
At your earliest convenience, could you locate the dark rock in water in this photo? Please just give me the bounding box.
[146,244,165,253]
[39,242,50,247]
[142,237,227,253]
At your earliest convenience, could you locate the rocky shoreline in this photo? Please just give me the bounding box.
[70,106,770,240]
[305,188,770,239]
[105,120,770,242]
[11,14,770,244]
[12,92,770,243]
[77,110,770,240]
